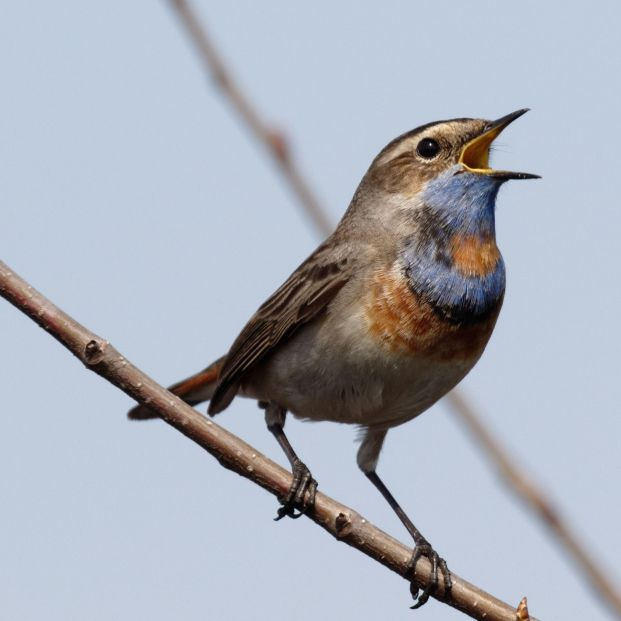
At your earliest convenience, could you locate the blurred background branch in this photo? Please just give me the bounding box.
[167,0,621,617]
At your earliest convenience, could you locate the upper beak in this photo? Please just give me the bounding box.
[459,109,540,180]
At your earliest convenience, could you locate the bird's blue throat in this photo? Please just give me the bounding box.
[402,169,506,324]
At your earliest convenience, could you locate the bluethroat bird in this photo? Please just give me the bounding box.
[129,109,539,607]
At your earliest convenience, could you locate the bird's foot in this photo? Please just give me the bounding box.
[407,539,452,609]
[274,459,317,520]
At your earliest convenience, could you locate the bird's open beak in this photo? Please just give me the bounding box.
[459,109,540,180]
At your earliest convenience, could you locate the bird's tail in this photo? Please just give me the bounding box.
[127,355,226,420]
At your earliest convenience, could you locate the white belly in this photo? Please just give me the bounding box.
[243,308,480,430]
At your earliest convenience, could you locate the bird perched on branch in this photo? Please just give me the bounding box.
[129,109,538,607]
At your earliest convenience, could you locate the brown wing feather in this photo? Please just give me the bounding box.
[208,242,351,414]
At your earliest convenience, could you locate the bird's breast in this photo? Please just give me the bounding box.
[449,233,501,277]
[364,265,502,362]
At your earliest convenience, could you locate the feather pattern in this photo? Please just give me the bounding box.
[403,169,506,323]
[208,241,352,413]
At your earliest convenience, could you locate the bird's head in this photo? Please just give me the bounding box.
[366,108,538,194]
[354,109,539,238]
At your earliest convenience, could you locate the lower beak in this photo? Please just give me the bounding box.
[459,109,540,180]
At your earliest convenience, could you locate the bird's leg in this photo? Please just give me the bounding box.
[261,401,317,520]
[357,428,451,608]
[365,470,452,608]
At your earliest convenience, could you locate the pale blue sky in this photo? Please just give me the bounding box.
[1,2,620,620]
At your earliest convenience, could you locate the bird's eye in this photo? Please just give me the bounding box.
[416,138,440,159]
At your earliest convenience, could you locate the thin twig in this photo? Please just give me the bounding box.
[169,0,331,235]
[0,259,533,621]
[165,2,621,617]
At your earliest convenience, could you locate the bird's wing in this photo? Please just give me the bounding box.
[209,240,352,414]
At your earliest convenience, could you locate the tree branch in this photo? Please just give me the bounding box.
[0,260,534,620]
[165,2,621,616]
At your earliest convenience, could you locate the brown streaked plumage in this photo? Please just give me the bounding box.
[208,241,353,414]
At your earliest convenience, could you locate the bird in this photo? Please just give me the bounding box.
[128,109,539,607]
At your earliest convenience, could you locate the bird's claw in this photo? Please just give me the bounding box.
[407,540,452,609]
[274,460,317,521]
